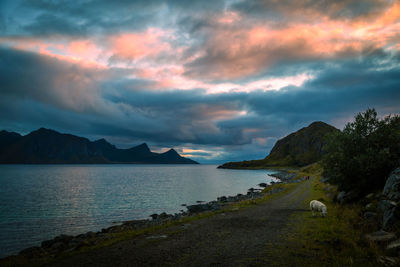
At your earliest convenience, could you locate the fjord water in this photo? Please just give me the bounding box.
[0,164,276,257]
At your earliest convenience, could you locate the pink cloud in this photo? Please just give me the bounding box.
[185,1,400,80]
[109,28,173,62]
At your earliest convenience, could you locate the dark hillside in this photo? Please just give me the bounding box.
[219,121,339,169]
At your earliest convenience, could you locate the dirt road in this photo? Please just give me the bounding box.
[48,181,311,267]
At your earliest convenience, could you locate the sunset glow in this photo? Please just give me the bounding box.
[0,0,399,163]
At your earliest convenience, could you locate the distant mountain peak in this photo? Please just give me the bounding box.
[166,148,178,154]
[94,138,109,144]
[137,142,149,148]
[0,128,198,164]
[30,127,58,135]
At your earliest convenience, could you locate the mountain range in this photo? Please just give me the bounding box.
[0,128,198,164]
[218,121,339,169]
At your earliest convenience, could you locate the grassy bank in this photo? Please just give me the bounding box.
[264,164,382,266]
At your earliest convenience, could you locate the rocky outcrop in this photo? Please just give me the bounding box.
[379,168,400,230]
[365,230,396,243]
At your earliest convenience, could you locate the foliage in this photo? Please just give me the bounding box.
[322,108,400,194]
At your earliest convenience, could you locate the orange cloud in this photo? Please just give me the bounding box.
[0,37,106,69]
[186,1,400,80]
[109,28,173,61]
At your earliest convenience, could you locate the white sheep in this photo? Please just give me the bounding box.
[310,200,327,217]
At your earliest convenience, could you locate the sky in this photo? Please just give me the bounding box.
[0,0,399,163]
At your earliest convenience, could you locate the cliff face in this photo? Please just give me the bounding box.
[0,128,198,164]
[219,121,339,169]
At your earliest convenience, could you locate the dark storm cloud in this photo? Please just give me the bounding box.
[231,0,390,21]
[1,0,399,162]
[0,46,106,113]
[1,45,399,156]
[0,0,227,37]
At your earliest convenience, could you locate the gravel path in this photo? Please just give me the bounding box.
[48,181,311,267]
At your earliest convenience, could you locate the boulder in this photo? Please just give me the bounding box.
[217,196,227,202]
[378,200,397,213]
[383,206,400,230]
[187,203,220,213]
[377,256,398,267]
[258,183,267,188]
[365,230,396,243]
[383,168,400,200]
[380,168,400,229]
[387,239,400,252]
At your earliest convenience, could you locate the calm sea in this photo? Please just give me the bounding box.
[0,164,276,257]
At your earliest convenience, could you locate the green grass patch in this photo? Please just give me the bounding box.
[263,166,382,266]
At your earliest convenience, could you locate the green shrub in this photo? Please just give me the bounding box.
[322,108,400,195]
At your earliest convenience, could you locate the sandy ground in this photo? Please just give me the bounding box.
[46,181,310,267]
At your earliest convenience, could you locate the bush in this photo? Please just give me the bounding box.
[322,108,400,195]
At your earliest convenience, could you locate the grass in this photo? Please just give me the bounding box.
[263,163,383,266]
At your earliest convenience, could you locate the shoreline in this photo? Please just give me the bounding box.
[1,170,302,260]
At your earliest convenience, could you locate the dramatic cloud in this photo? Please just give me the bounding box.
[0,0,399,163]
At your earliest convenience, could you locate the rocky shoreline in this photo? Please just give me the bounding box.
[3,170,302,260]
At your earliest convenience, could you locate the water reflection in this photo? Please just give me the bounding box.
[0,164,276,257]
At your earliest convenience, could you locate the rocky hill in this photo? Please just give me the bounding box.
[218,121,339,169]
[0,128,198,164]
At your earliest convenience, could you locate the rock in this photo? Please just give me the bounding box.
[387,239,400,252]
[150,213,158,220]
[383,206,400,230]
[377,256,398,266]
[365,230,396,243]
[258,183,267,188]
[269,171,297,182]
[50,241,67,251]
[383,168,400,200]
[217,196,227,202]
[187,203,220,213]
[379,168,400,230]
[379,200,397,212]
[41,234,73,249]
[85,231,96,238]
